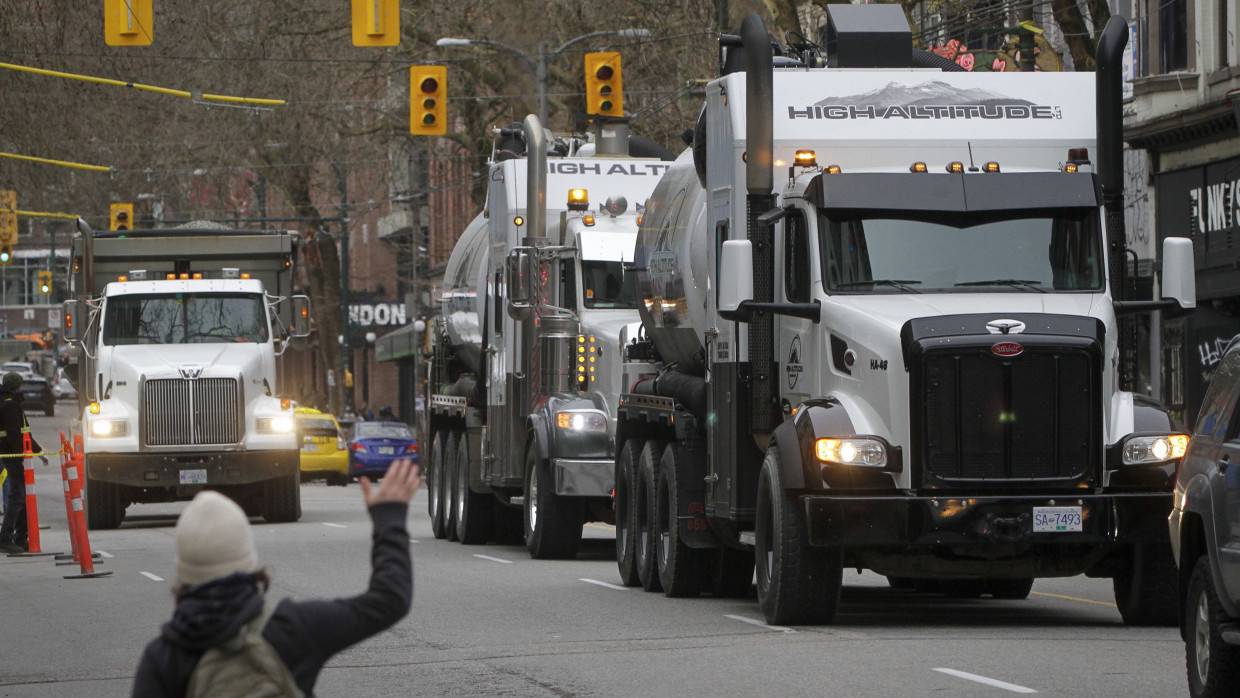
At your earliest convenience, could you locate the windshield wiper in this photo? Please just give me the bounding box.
[954,279,1047,293]
[835,279,923,294]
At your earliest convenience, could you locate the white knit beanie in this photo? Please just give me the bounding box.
[174,490,259,588]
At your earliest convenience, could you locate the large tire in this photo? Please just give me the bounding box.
[635,440,664,592]
[755,446,842,625]
[655,444,703,597]
[713,547,755,598]
[988,578,1034,600]
[427,432,448,539]
[263,472,301,523]
[523,436,584,559]
[1186,555,1240,697]
[444,431,460,542]
[454,431,492,544]
[85,476,125,530]
[615,438,643,587]
[1114,543,1178,626]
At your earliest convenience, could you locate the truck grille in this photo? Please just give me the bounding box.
[142,378,241,446]
[917,347,1098,485]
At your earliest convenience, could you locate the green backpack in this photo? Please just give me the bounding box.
[186,602,303,698]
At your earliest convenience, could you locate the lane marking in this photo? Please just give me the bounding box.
[580,578,628,591]
[933,668,1037,694]
[1031,591,1116,608]
[322,522,348,529]
[97,550,114,559]
[472,554,512,564]
[723,614,795,633]
[139,571,164,582]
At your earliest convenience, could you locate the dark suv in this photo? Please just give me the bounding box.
[19,374,54,417]
[1171,338,1240,697]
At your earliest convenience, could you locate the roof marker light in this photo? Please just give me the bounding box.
[909,161,928,173]
[946,161,964,173]
[582,214,596,226]
[1064,162,1079,173]
[825,164,842,175]
[794,149,817,167]
[984,161,1001,173]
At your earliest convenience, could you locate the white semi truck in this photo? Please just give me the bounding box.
[427,118,670,557]
[63,222,311,529]
[614,7,1199,625]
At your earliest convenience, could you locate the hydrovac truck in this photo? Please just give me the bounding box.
[612,6,1199,625]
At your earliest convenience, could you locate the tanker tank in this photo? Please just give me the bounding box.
[438,213,488,376]
[631,149,711,376]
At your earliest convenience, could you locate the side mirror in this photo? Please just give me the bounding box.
[718,240,754,315]
[506,247,534,318]
[291,295,312,338]
[1161,237,1196,310]
[62,300,81,343]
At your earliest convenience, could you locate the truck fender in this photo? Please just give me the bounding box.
[526,413,551,464]
[771,418,807,490]
[1131,394,1179,432]
[782,400,861,490]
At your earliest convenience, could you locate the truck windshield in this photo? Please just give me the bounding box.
[820,211,1104,294]
[581,260,636,309]
[102,293,269,345]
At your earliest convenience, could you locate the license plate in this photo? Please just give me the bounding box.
[1032,506,1082,533]
[179,469,208,485]
[378,447,395,455]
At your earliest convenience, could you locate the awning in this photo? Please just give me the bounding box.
[376,323,421,362]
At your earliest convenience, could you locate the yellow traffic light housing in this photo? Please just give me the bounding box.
[584,52,624,117]
[350,0,399,47]
[37,270,52,296]
[109,202,134,232]
[409,65,447,136]
[104,0,154,47]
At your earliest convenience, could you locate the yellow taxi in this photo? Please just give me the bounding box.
[296,408,350,486]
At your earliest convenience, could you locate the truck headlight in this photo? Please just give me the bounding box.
[815,437,887,468]
[555,410,607,433]
[90,419,128,438]
[1122,434,1188,465]
[257,415,295,434]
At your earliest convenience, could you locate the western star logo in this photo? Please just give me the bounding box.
[790,80,1062,121]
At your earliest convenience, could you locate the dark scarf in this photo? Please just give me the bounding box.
[161,572,264,651]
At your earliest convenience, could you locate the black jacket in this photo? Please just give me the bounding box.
[0,390,39,457]
[132,502,412,697]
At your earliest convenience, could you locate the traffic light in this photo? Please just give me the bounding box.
[351,0,399,47]
[409,65,447,136]
[0,190,16,266]
[109,202,134,232]
[37,270,52,296]
[584,52,624,117]
[104,0,154,47]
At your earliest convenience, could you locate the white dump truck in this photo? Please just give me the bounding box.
[427,118,671,556]
[613,7,1198,625]
[63,222,311,529]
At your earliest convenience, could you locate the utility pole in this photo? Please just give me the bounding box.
[335,162,351,416]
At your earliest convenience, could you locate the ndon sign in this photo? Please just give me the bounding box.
[349,303,407,327]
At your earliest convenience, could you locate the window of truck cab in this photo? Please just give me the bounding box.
[579,254,636,310]
[101,293,270,345]
[819,209,1104,295]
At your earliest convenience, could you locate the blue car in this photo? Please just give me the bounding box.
[349,421,419,479]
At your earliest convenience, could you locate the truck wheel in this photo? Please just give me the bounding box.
[988,578,1034,600]
[427,432,448,539]
[1114,543,1178,626]
[1186,555,1240,697]
[85,477,125,530]
[635,440,664,592]
[444,431,461,542]
[713,547,755,598]
[454,431,492,544]
[523,437,584,559]
[655,444,703,597]
[263,472,301,523]
[755,446,842,625]
[615,438,644,587]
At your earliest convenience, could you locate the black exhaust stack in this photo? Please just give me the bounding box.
[1096,17,1133,388]
[739,13,779,433]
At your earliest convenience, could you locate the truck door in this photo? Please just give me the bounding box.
[775,206,818,411]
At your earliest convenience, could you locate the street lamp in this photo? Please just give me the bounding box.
[435,28,650,125]
[363,331,377,408]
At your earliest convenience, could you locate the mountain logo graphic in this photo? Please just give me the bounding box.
[786,335,804,389]
[789,81,1061,121]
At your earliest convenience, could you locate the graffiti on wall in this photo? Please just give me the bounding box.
[928,33,1063,73]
